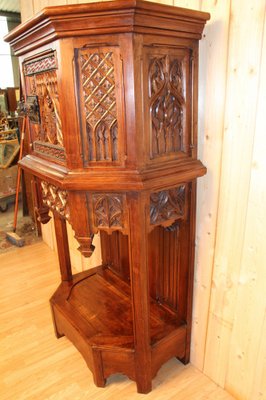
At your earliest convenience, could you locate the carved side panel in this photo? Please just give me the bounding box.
[91,193,126,232]
[148,55,185,158]
[23,51,66,163]
[144,47,191,162]
[40,181,70,220]
[150,185,186,227]
[76,47,124,165]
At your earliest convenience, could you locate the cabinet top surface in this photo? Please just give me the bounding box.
[5,0,210,54]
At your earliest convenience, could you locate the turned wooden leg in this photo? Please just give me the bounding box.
[128,192,152,394]
[53,213,72,282]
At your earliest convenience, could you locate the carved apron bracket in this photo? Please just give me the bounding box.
[32,178,51,224]
[67,191,95,258]
[149,184,187,231]
[40,181,70,220]
[88,193,128,235]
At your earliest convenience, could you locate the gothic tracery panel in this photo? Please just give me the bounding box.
[77,50,119,163]
[92,193,124,230]
[23,51,65,163]
[148,55,185,159]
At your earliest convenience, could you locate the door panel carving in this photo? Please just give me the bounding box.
[23,51,66,163]
[144,47,191,162]
[75,47,124,166]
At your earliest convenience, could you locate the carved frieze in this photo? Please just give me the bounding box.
[33,141,66,162]
[23,53,57,76]
[41,181,70,220]
[148,55,185,158]
[150,185,186,225]
[78,50,118,162]
[92,193,124,229]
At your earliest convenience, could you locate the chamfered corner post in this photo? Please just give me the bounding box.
[127,191,152,394]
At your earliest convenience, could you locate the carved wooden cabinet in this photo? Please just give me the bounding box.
[6,1,209,393]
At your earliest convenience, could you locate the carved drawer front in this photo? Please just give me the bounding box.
[23,50,66,164]
[143,47,191,163]
[75,47,125,167]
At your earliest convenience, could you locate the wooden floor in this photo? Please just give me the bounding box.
[0,242,235,400]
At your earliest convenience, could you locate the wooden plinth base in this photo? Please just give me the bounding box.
[50,265,187,393]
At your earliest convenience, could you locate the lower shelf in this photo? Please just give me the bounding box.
[50,265,187,392]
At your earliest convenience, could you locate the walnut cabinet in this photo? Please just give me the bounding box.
[6,1,210,393]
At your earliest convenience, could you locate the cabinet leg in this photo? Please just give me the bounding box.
[128,192,152,394]
[53,213,72,282]
[92,349,106,388]
[50,301,65,339]
[178,353,190,365]
[136,377,152,394]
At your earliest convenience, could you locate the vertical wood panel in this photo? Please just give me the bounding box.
[174,0,199,9]
[33,0,67,14]
[146,0,173,5]
[20,0,34,22]
[250,314,266,400]
[224,7,266,399]
[203,0,266,388]
[192,0,231,371]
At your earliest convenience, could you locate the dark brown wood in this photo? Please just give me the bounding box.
[53,213,72,282]
[5,0,209,393]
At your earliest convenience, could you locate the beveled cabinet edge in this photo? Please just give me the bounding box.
[5,0,210,56]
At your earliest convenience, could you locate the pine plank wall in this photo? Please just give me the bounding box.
[19,1,266,399]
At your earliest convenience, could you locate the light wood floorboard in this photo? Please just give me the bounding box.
[0,242,235,400]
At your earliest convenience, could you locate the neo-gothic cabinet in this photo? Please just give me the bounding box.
[6,1,209,393]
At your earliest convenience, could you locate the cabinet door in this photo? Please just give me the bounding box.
[23,49,66,165]
[75,46,125,167]
[142,46,192,164]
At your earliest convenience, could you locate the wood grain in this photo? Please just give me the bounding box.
[224,4,266,398]
[15,1,266,399]
[203,0,266,388]
[192,0,231,372]
[0,242,235,400]
[5,1,209,392]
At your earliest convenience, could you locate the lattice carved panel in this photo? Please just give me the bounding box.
[150,185,186,226]
[41,181,70,220]
[77,50,119,163]
[148,55,185,158]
